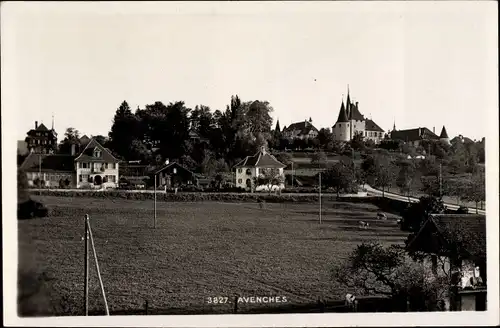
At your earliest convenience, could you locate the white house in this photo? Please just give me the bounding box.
[234,147,287,191]
[74,138,120,189]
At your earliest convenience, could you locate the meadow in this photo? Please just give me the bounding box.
[19,196,409,315]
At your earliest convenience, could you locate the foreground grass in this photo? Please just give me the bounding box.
[19,196,408,315]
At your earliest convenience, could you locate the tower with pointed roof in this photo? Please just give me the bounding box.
[439,125,450,145]
[331,99,350,141]
[331,85,385,143]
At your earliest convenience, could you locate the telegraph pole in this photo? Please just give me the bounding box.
[319,171,322,224]
[439,161,443,198]
[291,162,294,188]
[154,174,157,229]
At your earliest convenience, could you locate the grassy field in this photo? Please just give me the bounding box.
[19,196,408,315]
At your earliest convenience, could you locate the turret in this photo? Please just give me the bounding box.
[439,126,450,145]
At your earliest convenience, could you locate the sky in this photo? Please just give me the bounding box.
[3,2,498,142]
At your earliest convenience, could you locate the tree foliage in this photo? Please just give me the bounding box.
[331,243,448,311]
[400,196,445,232]
[321,162,356,196]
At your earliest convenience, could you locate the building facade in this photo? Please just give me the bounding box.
[331,89,385,143]
[282,119,319,140]
[25,121,58,154]
[154,161,198,188]
[74,138,120,189]
[20,153,76,188]
[234,147,286,191]
[390,126,440,147]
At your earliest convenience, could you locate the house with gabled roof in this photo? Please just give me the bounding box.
[233,147,286,191]
[282,118,319,140]
[20,153,75,188]
[153,160,199,188]
[74,138,120,189]
[332,87,385,143]
[25,120,58,154]
[390,126,440,148]
[406,213,486,311]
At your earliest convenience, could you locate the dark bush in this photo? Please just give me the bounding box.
[18,199,49,220]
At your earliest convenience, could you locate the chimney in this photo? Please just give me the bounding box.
[71,143,76,156]
[261,146,266,155]
[35,121,38,129]
[418,128,422,136]
[355,101,359,107]
[433,127,435,134]
[165,159,170,165]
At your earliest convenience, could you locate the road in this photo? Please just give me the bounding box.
[363,185,486,215]
[30,186,486,215]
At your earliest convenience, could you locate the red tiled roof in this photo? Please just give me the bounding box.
[365,119,385,132]
[391,127,438,142]
[36,123,49,132]
[234,149,286,168]
[20,153,76,173]
[74,138,120,163]
[284,121,319,135]
[409,214,486,260]
[348,102,364,121]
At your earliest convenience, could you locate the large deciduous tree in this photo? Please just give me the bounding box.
[322,162,356,197]
[108,101,141,160]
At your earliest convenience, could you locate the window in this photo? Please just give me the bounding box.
[103,163,108,169]
[238,168,242,173]
[79,174,83,182]
[238,179,242,184]
[246,169,252,175]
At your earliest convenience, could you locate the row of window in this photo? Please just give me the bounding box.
[78,174,117,183]
[30,139,55,145]
[78,162,116,169]
[27,172,71,180]
[365,131,384,138]
[237,168,252,175]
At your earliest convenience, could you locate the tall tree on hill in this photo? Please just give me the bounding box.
[109,101,141,160]
[316,128,333,150]
[373,156,397,197]
[396,160,416,201]
[161,101,192,160]
[349,131,366,151]
[58,127,81,154]
[322,162,356,197]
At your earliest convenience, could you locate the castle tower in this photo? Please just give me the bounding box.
[439,125,450,145]
[332,99,350,142]
[346,86,365,140]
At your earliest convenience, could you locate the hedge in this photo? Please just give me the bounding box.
[30,190,337,203]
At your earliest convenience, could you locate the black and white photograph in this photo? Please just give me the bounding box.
[2,1,499,327]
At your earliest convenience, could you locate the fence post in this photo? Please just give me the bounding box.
[87,217,110,315]
[145,299,149,315]
[233,296,238,314]
[84,214,89,316]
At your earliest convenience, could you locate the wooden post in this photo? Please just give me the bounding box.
[319,172,322,224]
[154,174,157,229]
[87,217,110,315]
[291,162,294,188]
[145,300,149,315]
[84,214,89,316]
